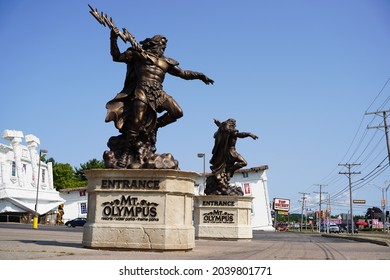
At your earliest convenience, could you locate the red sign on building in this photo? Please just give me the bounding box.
[244,183,251,194]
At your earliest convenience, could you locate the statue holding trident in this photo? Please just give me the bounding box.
[88,5,214,169]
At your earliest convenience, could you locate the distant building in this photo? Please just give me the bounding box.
[0,130,63,223]
[195,165,274,231]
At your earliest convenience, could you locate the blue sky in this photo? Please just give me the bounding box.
[1,0,390,216]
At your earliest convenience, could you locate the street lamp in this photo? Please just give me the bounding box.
[33,149,48,229]
[197,153,206,195]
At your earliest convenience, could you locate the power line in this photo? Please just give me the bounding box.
[367,77,390,112]
[366,109,390,166]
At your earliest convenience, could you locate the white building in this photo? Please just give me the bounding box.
[0,130,63,222]
[195,165,274,231]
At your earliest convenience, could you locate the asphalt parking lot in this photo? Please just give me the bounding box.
[0,223,389,260]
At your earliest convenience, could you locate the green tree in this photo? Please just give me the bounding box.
[74,158,104,181]
[365,207,383,219]
[46,158,104,190]
[47,158,85,190]
[52,162,86,190]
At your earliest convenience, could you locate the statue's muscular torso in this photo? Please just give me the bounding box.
[135,55,170,85]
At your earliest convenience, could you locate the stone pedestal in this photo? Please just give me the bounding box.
[82,169,197,250]
[194,195,253,240]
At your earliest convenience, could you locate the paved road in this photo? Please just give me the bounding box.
[0,224,389,260]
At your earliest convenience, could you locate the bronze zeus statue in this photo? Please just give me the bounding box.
[89,5,213,169]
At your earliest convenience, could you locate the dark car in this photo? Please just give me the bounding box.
[65,218,87,227]
[340,225,358,234]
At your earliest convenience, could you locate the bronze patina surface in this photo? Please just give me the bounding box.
[205,119,258,196]
[89,5,213,169]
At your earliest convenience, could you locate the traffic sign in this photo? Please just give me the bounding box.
[353,200,366,204]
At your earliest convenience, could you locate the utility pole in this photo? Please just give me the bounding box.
[299,192,309,232]
[385,181,390,232]
[314,184,328,232]
[366,110,390,231]
[366,110,390,166]
[339,163,361,235]
[327,194,331,234]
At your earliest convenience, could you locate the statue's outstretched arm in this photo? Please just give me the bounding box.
[169,65,214,85]
[236,132,258,140]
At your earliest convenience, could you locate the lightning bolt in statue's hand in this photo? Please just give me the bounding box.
[88,4,143,52]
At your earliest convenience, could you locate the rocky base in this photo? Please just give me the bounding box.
[204,175,244,196]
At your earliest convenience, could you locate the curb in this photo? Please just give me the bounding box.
[322,234,390,247]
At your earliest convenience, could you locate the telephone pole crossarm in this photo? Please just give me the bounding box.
[365,110,390,166]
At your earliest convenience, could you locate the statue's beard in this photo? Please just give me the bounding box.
[149,45,165,57]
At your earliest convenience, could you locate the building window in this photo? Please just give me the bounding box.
[80,202,87,215]
[11,161,16,176]
[79,190,86,196]
[22,164,27,174]
[242,172,249,178]
[41,169,46,183]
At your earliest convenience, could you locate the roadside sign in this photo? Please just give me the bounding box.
[353,200,366,204]
[273,198,290,211]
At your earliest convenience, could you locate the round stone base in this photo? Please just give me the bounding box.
[82,169,197,250]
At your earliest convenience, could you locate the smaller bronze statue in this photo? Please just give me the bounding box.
[205,119,258,196]
[56,204,64,225]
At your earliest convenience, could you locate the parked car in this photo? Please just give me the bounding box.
[340,225,358,234]
[320,223,340,233]
[65,218,87,227]
[276,222,289,231]
[328,224,340,233]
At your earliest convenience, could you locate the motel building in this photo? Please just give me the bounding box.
[0,130,63,224]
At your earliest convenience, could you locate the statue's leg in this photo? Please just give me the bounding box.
[156,95,183,128]
[117,100,148,168]
[230,154,247,176]
[126,100,149,136]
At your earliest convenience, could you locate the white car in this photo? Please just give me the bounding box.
[328,224,340,233]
